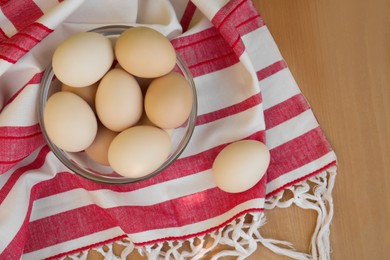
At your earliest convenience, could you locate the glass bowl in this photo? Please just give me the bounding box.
[37,25,197,184]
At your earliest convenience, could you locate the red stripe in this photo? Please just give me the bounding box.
[0,128,44,167]
[3,71,43,108]
[264,94,311,129]
[0,134,45,173]
[0,124,41,138]
[173,27,239,77]
[236,14,265,37]
[0,0,43,31]
[25,205,122,253]
[16,32,39,42]
[39,208,265,259]
[172,7,265,78]
[266,161,337,198]
[172,27,219,49]
[211,0,260,57]
[0,130,41,140]
[266,127,333,183]
[0,157,24,164]
[0,145,49,204]
[0,41,28,52]
[180,1,197,32]
[0,53,16,63]
[214,0,247,30]
[236,14,264,30]
[24,180,266,253]
[173,30,220,51]
[0,124,44,162]
[256,60,288,81]
[196,93,262,125]
[0,23,53,64]
[31,22,53,33]
[188,51,238,74]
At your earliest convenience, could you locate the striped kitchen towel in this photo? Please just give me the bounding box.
[0,0,337,259]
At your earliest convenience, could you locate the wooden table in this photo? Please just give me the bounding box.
[249,0,390,259]
[89,0,390,259]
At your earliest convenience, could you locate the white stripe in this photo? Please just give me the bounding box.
[22,227,124,259]
[0,83,40,126]
[33,0,58,14]
[0,59,12,78]
[30,169,216,221]
[266,152,337,194]
[129,198,264,243]
[36,0,86,29]
[179,15,214,37]
[0,9,16,37]
[242,26,283,71]
[260,68,301,110]
[181,104,265,157]
[0,151,68,253]
[194,62,260,116]
[266,109,319,150]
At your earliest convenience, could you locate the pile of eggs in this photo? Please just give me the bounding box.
[43,27,193,178]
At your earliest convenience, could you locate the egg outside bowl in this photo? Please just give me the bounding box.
[37,25,197,184]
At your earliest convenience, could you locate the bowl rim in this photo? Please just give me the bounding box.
[37,25,197,184]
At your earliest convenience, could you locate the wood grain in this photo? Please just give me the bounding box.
[88,0,390,259]
[249,0,390,259]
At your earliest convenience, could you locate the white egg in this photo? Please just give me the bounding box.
[212,140,270,193]
[52,32,114,87]
[43,92,98,152]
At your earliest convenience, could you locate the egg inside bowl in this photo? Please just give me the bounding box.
[37,25,197,184]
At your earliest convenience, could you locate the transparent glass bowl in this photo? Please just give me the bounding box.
[37,25,197,184]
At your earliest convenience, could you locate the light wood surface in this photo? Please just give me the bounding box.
[88,0,390,259]
[249,0,390,259]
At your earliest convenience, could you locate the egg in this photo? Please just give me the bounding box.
[212,140,270,193]
[52,32,114,87]
[144,72,193,129]
[85,124,117,165]
[115,26,176,78]
[108,125,171,178]
[95,68,143,132]
[43,91,97,152]
[61,83,98,110]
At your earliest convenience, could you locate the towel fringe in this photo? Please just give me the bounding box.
[63,168,336,259]
[263,167,337,260]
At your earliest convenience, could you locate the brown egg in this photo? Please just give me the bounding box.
[108,125,171,178]
[144,72,193,129]
[61,83,98,110]
[115,27,176,78]
[85,124,117,165]
[95,68,143,132]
